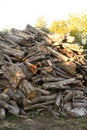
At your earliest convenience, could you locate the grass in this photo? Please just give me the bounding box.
[5,113,19,121]
[1,127,16,130]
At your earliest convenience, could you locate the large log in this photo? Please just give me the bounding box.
[4,33,27,46]
[0,99,19,115]
[47,46,69,62]
[23,24,40,35]
[19,79,36,100]
[3,64,26,88]
[42,78,79,90]
[3,47,25,59]
[11,28,34,40]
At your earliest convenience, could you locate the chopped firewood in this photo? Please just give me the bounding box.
[0,24,87,119]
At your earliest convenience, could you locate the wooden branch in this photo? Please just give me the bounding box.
[31,94,57,104]
[55,91,62,107]
[42,78,78,90]
[47,46,69,62]
[24,100,55,110]
[20,79,36,100]
[35,87,50,95]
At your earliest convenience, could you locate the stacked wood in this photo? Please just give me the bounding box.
[0,24,87,119]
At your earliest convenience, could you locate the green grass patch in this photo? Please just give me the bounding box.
[1,127,16,130]
[5,113,19,121]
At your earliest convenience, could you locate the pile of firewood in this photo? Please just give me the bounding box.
[0,24,87,119]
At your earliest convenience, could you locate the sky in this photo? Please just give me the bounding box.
[0,0,87,30]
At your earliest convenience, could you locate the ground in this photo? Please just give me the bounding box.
[0,110,87,130]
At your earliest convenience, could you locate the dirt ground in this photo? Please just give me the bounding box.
[0,111,87,130]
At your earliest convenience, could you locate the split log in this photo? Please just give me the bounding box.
[63,43,83,54]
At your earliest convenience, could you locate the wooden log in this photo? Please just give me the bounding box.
[0,99,19,115]
[24,60,37,74]
[17,89,31,107]
[0,108,5,120]
[24,100,55,110]
[42,82,70,90]
[42,78,78,90]
[47,46,69,62]
[11,28,33,40]
[0,93,10,103]
[63,90,73,104]
[2,47,25,59]
[24,24,40,34]
[73,102,87,108]
[53,65,70,78]
[55,91,62,107]
[31,94,57,104]
[56,61,76,75]
[5,32,27,46]
[20,79,36,100]
[35,87,50,95]
[59,45,75,58]
[3,88,21,104]
[3,64,26,88]
[63,43,83,54]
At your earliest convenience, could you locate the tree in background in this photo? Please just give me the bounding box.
[49,12,87,46]
[67,13,87,45]
[35,16,49,32]
[49,20,69,34]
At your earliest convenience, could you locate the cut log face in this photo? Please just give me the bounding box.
[0,24,87,119]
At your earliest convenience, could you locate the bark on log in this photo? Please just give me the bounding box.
[3,64,26,88]
[3,88,21,104]
[42,78,78,90]
[20,79,36,100]
[2,48,25,59]
[31,94,57,104]
[24,24,40,35]
[55,91,62,107]
[35,87,50,95]
[24,100,55,110]
[0,108,5,120]
[5,33,27,46]
[47,46,69,62]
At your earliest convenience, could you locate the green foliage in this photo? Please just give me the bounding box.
[49,20,69,34]
[35,16,49,32]
[48,12,87,47]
